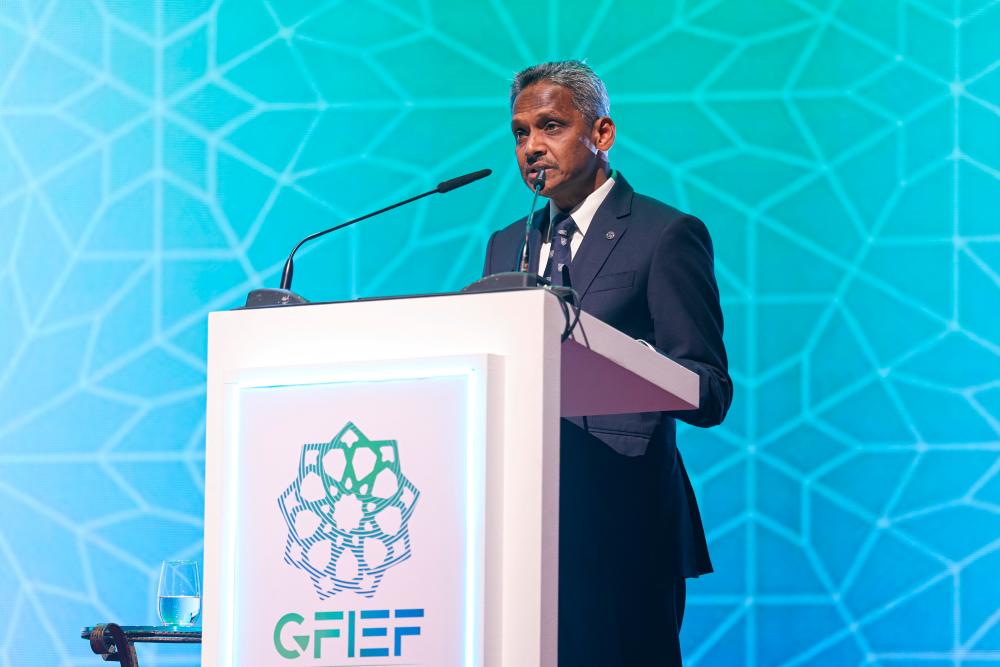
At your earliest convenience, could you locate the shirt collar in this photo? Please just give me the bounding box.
[548,172,616,238]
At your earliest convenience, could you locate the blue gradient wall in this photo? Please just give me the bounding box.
[2,1,999,665]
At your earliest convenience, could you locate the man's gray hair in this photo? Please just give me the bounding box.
[510,60,611,125]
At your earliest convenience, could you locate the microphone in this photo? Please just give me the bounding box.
[438,168,492,193]
[517,168,546,272]
[533,169,547,189]
[245,168,493,308]
[460,166,553,294]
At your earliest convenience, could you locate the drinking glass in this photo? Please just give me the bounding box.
[157,560,201,626]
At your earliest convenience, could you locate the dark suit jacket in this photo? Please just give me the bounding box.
[482,173,732,582]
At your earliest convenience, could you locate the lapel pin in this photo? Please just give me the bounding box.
[606,230,616,240]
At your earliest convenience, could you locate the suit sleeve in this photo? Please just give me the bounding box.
[647,215,733,428]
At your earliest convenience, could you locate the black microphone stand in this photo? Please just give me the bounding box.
[518,169,546,271]
[245,169,492,308]
[463,170,551,294]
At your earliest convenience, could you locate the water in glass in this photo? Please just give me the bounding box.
[157,560,201,626]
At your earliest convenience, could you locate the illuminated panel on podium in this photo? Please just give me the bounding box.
[218,358,486,666]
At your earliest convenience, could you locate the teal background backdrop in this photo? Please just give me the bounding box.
[2,0,999,665]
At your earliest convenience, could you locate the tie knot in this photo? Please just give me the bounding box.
[552,214,577,238]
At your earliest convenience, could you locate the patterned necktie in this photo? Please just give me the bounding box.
[547,213,577,287]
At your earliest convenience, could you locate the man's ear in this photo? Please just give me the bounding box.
[593,116,616,152]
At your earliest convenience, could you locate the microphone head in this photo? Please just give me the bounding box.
[436,168,492,193]
[532,168,546,190]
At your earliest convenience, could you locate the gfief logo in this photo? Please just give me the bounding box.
[278,422,420,598]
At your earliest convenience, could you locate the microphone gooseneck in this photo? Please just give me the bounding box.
[517,168,546,272]
[277,168,493,292]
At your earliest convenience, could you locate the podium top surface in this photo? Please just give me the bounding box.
[210,288,698,417]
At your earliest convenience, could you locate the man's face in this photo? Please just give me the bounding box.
[511,81,615,210]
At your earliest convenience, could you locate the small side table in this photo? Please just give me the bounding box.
[81,624,201,666]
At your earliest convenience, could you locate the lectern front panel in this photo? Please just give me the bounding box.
[211,357,487,666]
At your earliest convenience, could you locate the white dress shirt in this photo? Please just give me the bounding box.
[539,175,616,276]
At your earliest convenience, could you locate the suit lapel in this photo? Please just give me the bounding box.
[527,204,549,274]
[571,176,634,298]
[499,205,547,274]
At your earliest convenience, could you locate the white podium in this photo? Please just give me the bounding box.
[202,289,698,667]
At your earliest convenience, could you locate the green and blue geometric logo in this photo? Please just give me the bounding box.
[279,423,420,599]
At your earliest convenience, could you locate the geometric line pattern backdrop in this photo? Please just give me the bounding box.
[1,0,999,665]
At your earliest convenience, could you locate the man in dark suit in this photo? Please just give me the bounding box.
[482,61,733,666]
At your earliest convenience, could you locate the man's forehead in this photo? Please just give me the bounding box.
[511,82,577,118]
